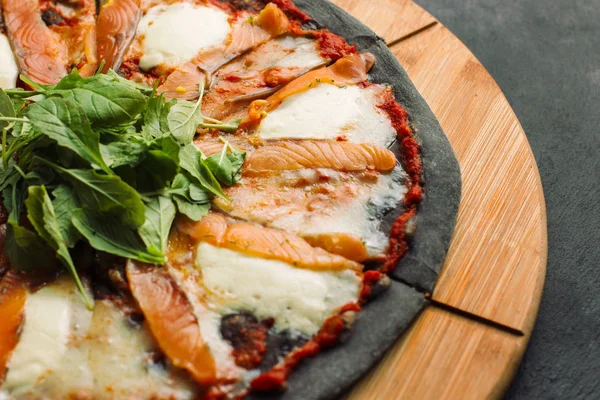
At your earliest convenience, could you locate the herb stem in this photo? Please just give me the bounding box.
[0,117,28,123]
[2,127,8,169]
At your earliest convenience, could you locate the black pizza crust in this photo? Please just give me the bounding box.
[248,1,461,399]
[293,0,462,293]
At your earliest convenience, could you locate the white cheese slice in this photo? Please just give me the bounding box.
[257,83,397,148]
[2,282,74,395]
[0,33,18,89]
[273,36,324,69]
[138,3,231,71]
[271,167,407,255]
[196,243,361,336]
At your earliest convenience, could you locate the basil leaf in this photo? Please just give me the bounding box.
[72,209,164,264]
[173,197,210,221]
[26,185,91,308]
[179,144,228,200]
[167,98,203,144]
[52,185,81,248]
[25,98,109,172]
[139,196,176,255]
[47,163,146,228]
[50,70,147,126]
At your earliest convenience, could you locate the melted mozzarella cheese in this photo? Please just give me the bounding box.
[300,167,406,256]
[2,278,90,397]
[196,243,361,335]
[0,34,18,89]
[273,36,324,69]
[258,84,397,148]
[138,3,231,71]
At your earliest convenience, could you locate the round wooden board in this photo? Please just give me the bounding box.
[329,1,548,398]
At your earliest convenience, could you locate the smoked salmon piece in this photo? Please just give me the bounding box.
[126,262,217,386]
[157,3,293,100]
[1,0,68,85]
[244,141,397,175]
[1,0,98,84]
[0,271,27,379]
[177,213,362,272]
[96,0,141,73]
[300,233,369,263]
[239,52,375,127]
[201,36,327,120]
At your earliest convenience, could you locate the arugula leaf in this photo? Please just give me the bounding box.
[173,196,210,221]
[43,161,146,228]
[143,94,173,139]
[25,98,110,172]
[0,88,15,131]
[205,145,246,186]
[101,137,147,168]
[49,70,147,126]
[136,150,179,193]
[4,182,56,273]
[179,144,228,200]
[168,97,203,144]
[72,209,164,264]
[52,185,81,248]
[26,186,92,309]
[139,196,176,255]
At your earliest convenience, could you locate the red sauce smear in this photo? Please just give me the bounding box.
[377,92,423,274]
[312,30,357,60]
[250,314,346,392]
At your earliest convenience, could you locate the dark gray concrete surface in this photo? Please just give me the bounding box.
[414,0,600,398]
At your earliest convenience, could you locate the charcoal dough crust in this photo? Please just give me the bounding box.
[250,1,462,399]
[294,0,462,292]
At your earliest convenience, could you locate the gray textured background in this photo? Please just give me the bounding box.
[414,0,600,398]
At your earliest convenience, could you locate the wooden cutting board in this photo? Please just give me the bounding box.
[329,1,548,398]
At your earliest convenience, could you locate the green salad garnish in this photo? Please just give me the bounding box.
[0,69,245,308]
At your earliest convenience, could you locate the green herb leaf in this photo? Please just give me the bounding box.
[205,146,246,186]
[167,95,203,144]
[5,221,57,272]
[49,70,147,126]
[25,98,110,172]
[143,94,173,139]
[25,185,92,309]
[179,144,228,200]
[72,209,164,264]
[0,88,15,131]
[136,149,179,193]
[52,185,81,248]
[138,196,176,256]
[101,137,148,168]
[173,196,210,221]
[43,162,146,228]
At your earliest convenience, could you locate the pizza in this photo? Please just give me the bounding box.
[0,0,461,399]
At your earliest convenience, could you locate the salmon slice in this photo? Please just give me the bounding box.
[201,36,327,120]
[157,3,292,100]
[177,213,362,272]
[245,141,397,175]
[40,0,98,77]
[126,261,217,386]
[303,233,369,263]
[1,0,68,85]
[0,271,27,379]
[96,0,141,73]
[194,135,255,158]
[214,163,407,259]
[238,52,375,127]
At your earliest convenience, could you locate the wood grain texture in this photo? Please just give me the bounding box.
[390,24,547,333]
[329,1,547,398]
[347,306,524,400]
[329,0,437,44]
